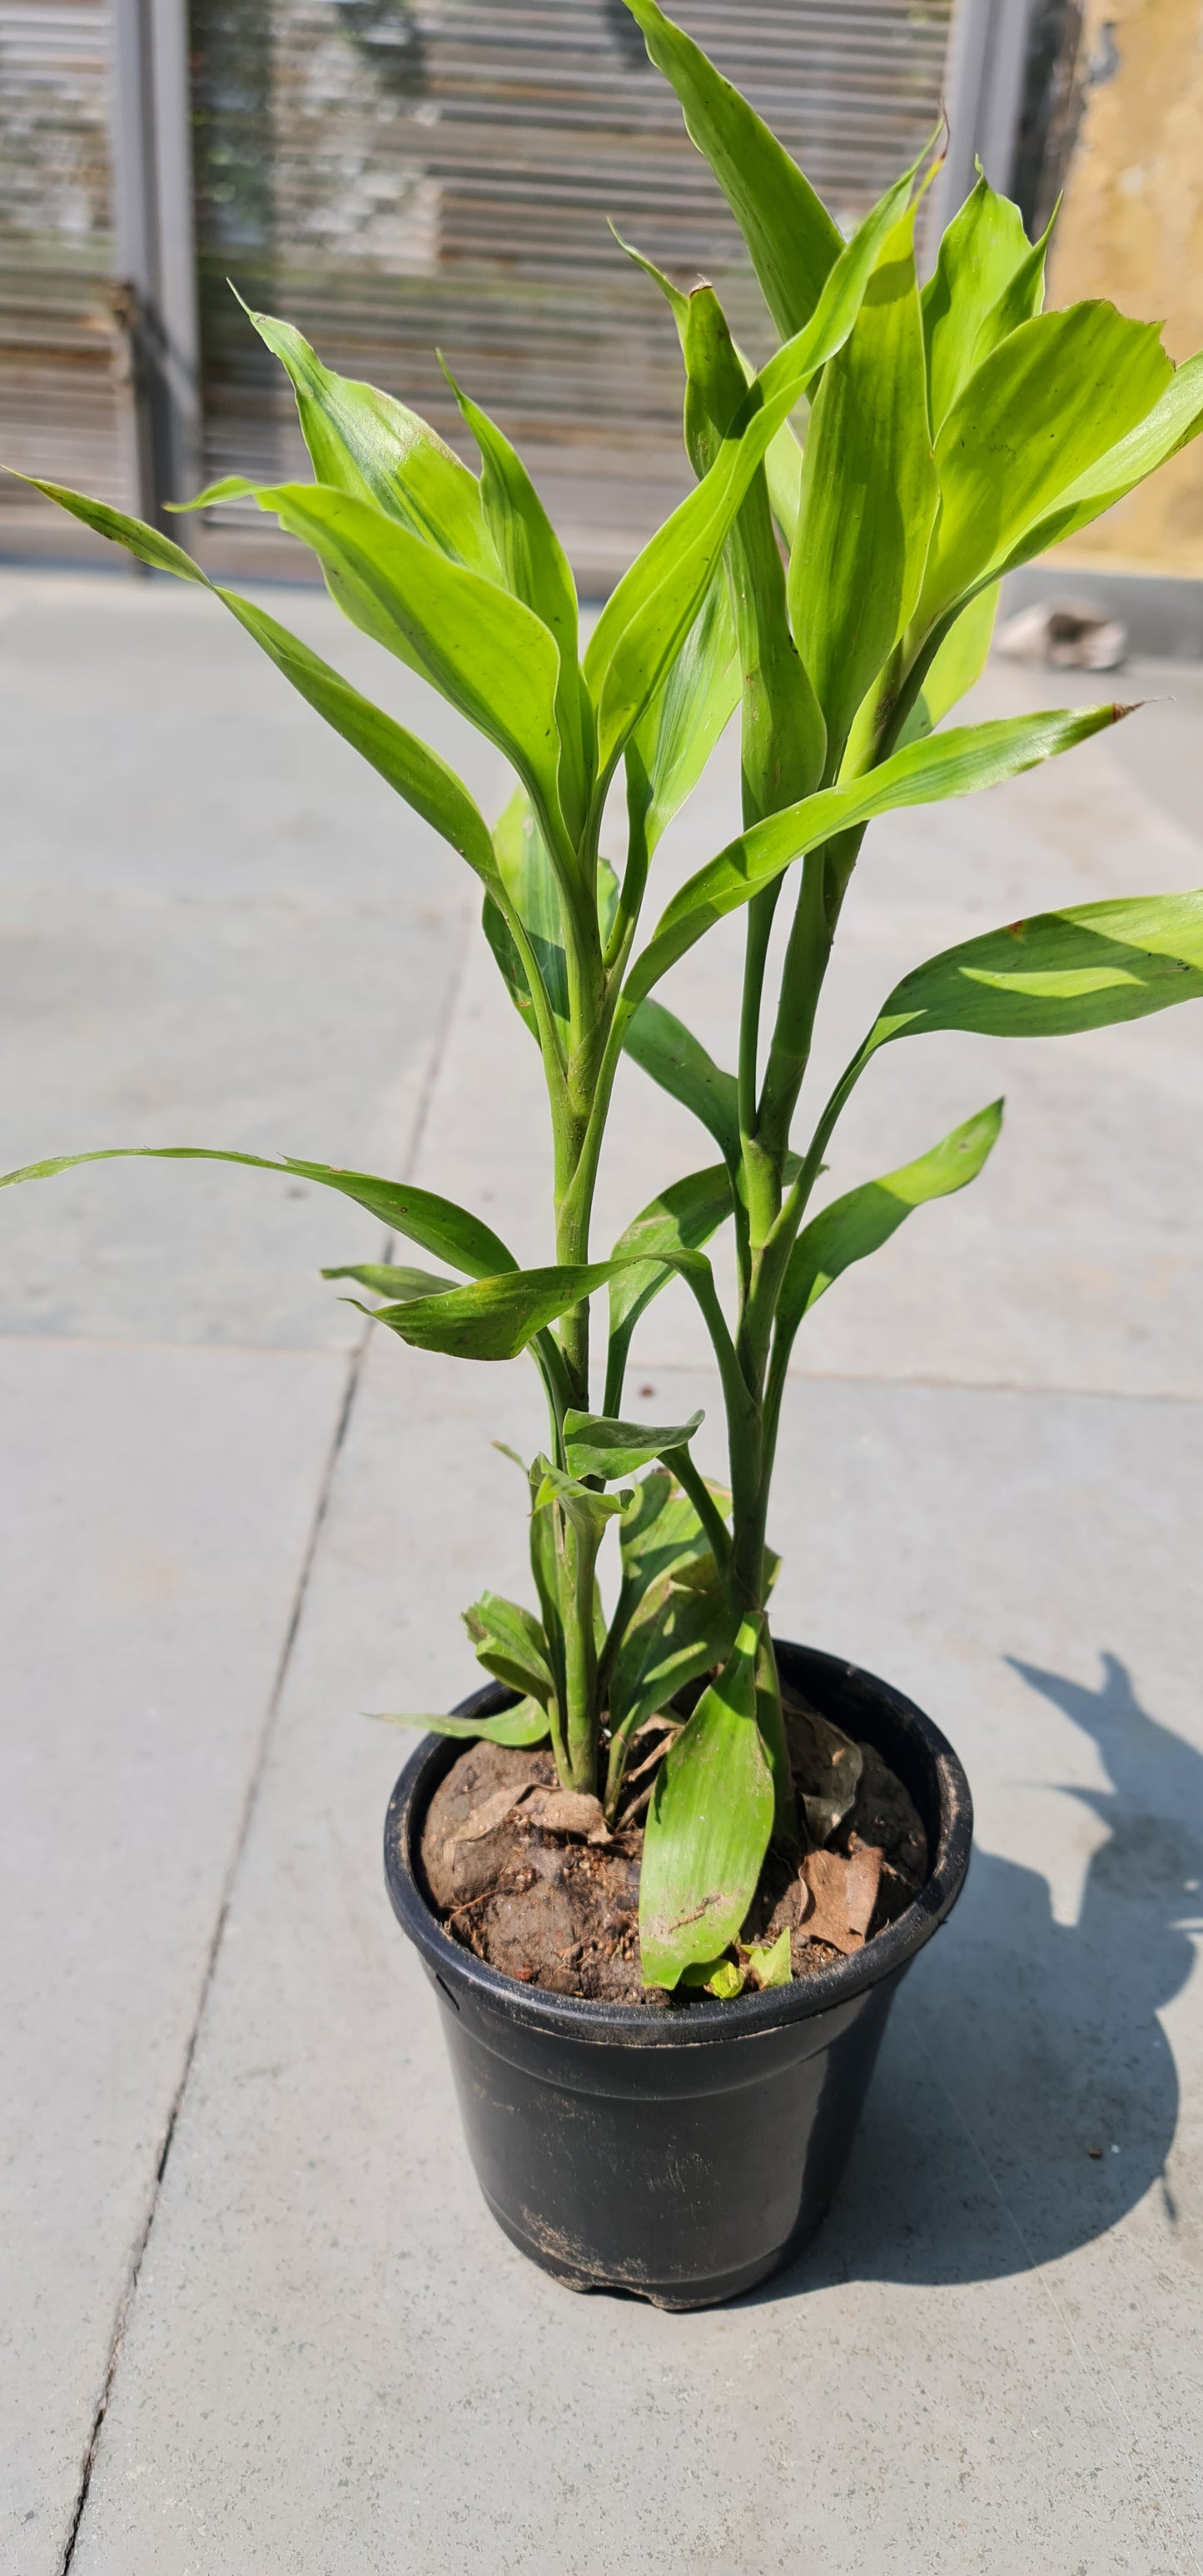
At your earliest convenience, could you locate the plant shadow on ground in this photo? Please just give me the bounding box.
[751,1652,1203,2302]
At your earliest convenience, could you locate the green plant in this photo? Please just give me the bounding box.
[7,0,1203,1990]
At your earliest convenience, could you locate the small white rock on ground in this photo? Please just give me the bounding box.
[1,569,1201,2576]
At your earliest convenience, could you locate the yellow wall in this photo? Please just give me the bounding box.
[1051,0,1203,574]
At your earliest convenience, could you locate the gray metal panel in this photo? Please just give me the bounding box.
[0,0,130,551]
[191,0,956,586]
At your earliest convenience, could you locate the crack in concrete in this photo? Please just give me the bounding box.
[56,922,475,2574]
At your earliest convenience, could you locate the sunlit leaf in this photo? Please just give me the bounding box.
[563,1406,703,1481]
[868,890,1203,1046]
[239,306,500,572]
[624,703,1127,1003]
[915,305,1175,629]
[619,0,844,336]
[639,1618,774,1986]
[921,176,1041,434]
[370,1697,550,1748]
[789,205,938,775]
[17,480,502,887]
[236,481,569,846]
[584,163,918,793]
[446,364,592,838]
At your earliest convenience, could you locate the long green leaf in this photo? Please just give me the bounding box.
[896,583,999,750]
[241,482,568,846]
[623,1001,741,1165]
[356,1259,625,1362]
[624,703,1126,1004]
[1002,351,1203,573]
[619,1468,725,1594]
[684,283,825,818]
[625,576,739,863]
[639,1618,774,1986]
[921,177,1040,434]
[584,163,917,793]
[563,1407,703,1481]
[445,365,592,839]
[372,1700,550,1748]
[789,204,938,775]
[463,1592,555,1703]
[0,1146,517,1276]
[915,305,1175,629]
[607,1561,734,1748]
[868,891,1203,1047]
[619,0,843,336]
[19,479,502,885]
[482,787,571,1036]
[241,306,500,573]
[776,1101,1002,1355]
[604,1164,733,1415]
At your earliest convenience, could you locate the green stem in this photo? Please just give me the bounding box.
[659,1444,732,1578]
[560,1508,599,1793]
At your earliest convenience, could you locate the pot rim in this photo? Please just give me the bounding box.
[384,1639,973,2047]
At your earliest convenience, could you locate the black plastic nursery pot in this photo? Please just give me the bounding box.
[384,1639,972,2310]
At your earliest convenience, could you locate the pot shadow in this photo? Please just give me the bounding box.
[752,1651,1203,2301]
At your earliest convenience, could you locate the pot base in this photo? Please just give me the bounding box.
[480,2183,820,2310]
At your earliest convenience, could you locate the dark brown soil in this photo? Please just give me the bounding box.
[417,1690,929,2007]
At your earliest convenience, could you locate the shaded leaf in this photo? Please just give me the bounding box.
[639,1617,774,1986]
[564,1406,703,1481]
[896,583,999,749]
[483,787,570,1037]
[604,1163,733,1415]
[624,703,1127,1003]
[624,1001,741,1164]
[322,1262,456,1300]
[357,1258,624,1363]
[607,1559,734,1744]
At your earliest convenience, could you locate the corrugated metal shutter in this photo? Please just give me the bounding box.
[0,0,132,552]
[192,0,954,588]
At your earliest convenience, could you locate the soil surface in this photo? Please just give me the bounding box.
[417,1690,928,2007]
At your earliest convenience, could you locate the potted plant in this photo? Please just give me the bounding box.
[7,0,1203,2308]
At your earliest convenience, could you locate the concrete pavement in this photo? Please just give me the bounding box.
[2,567,1201,2574]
